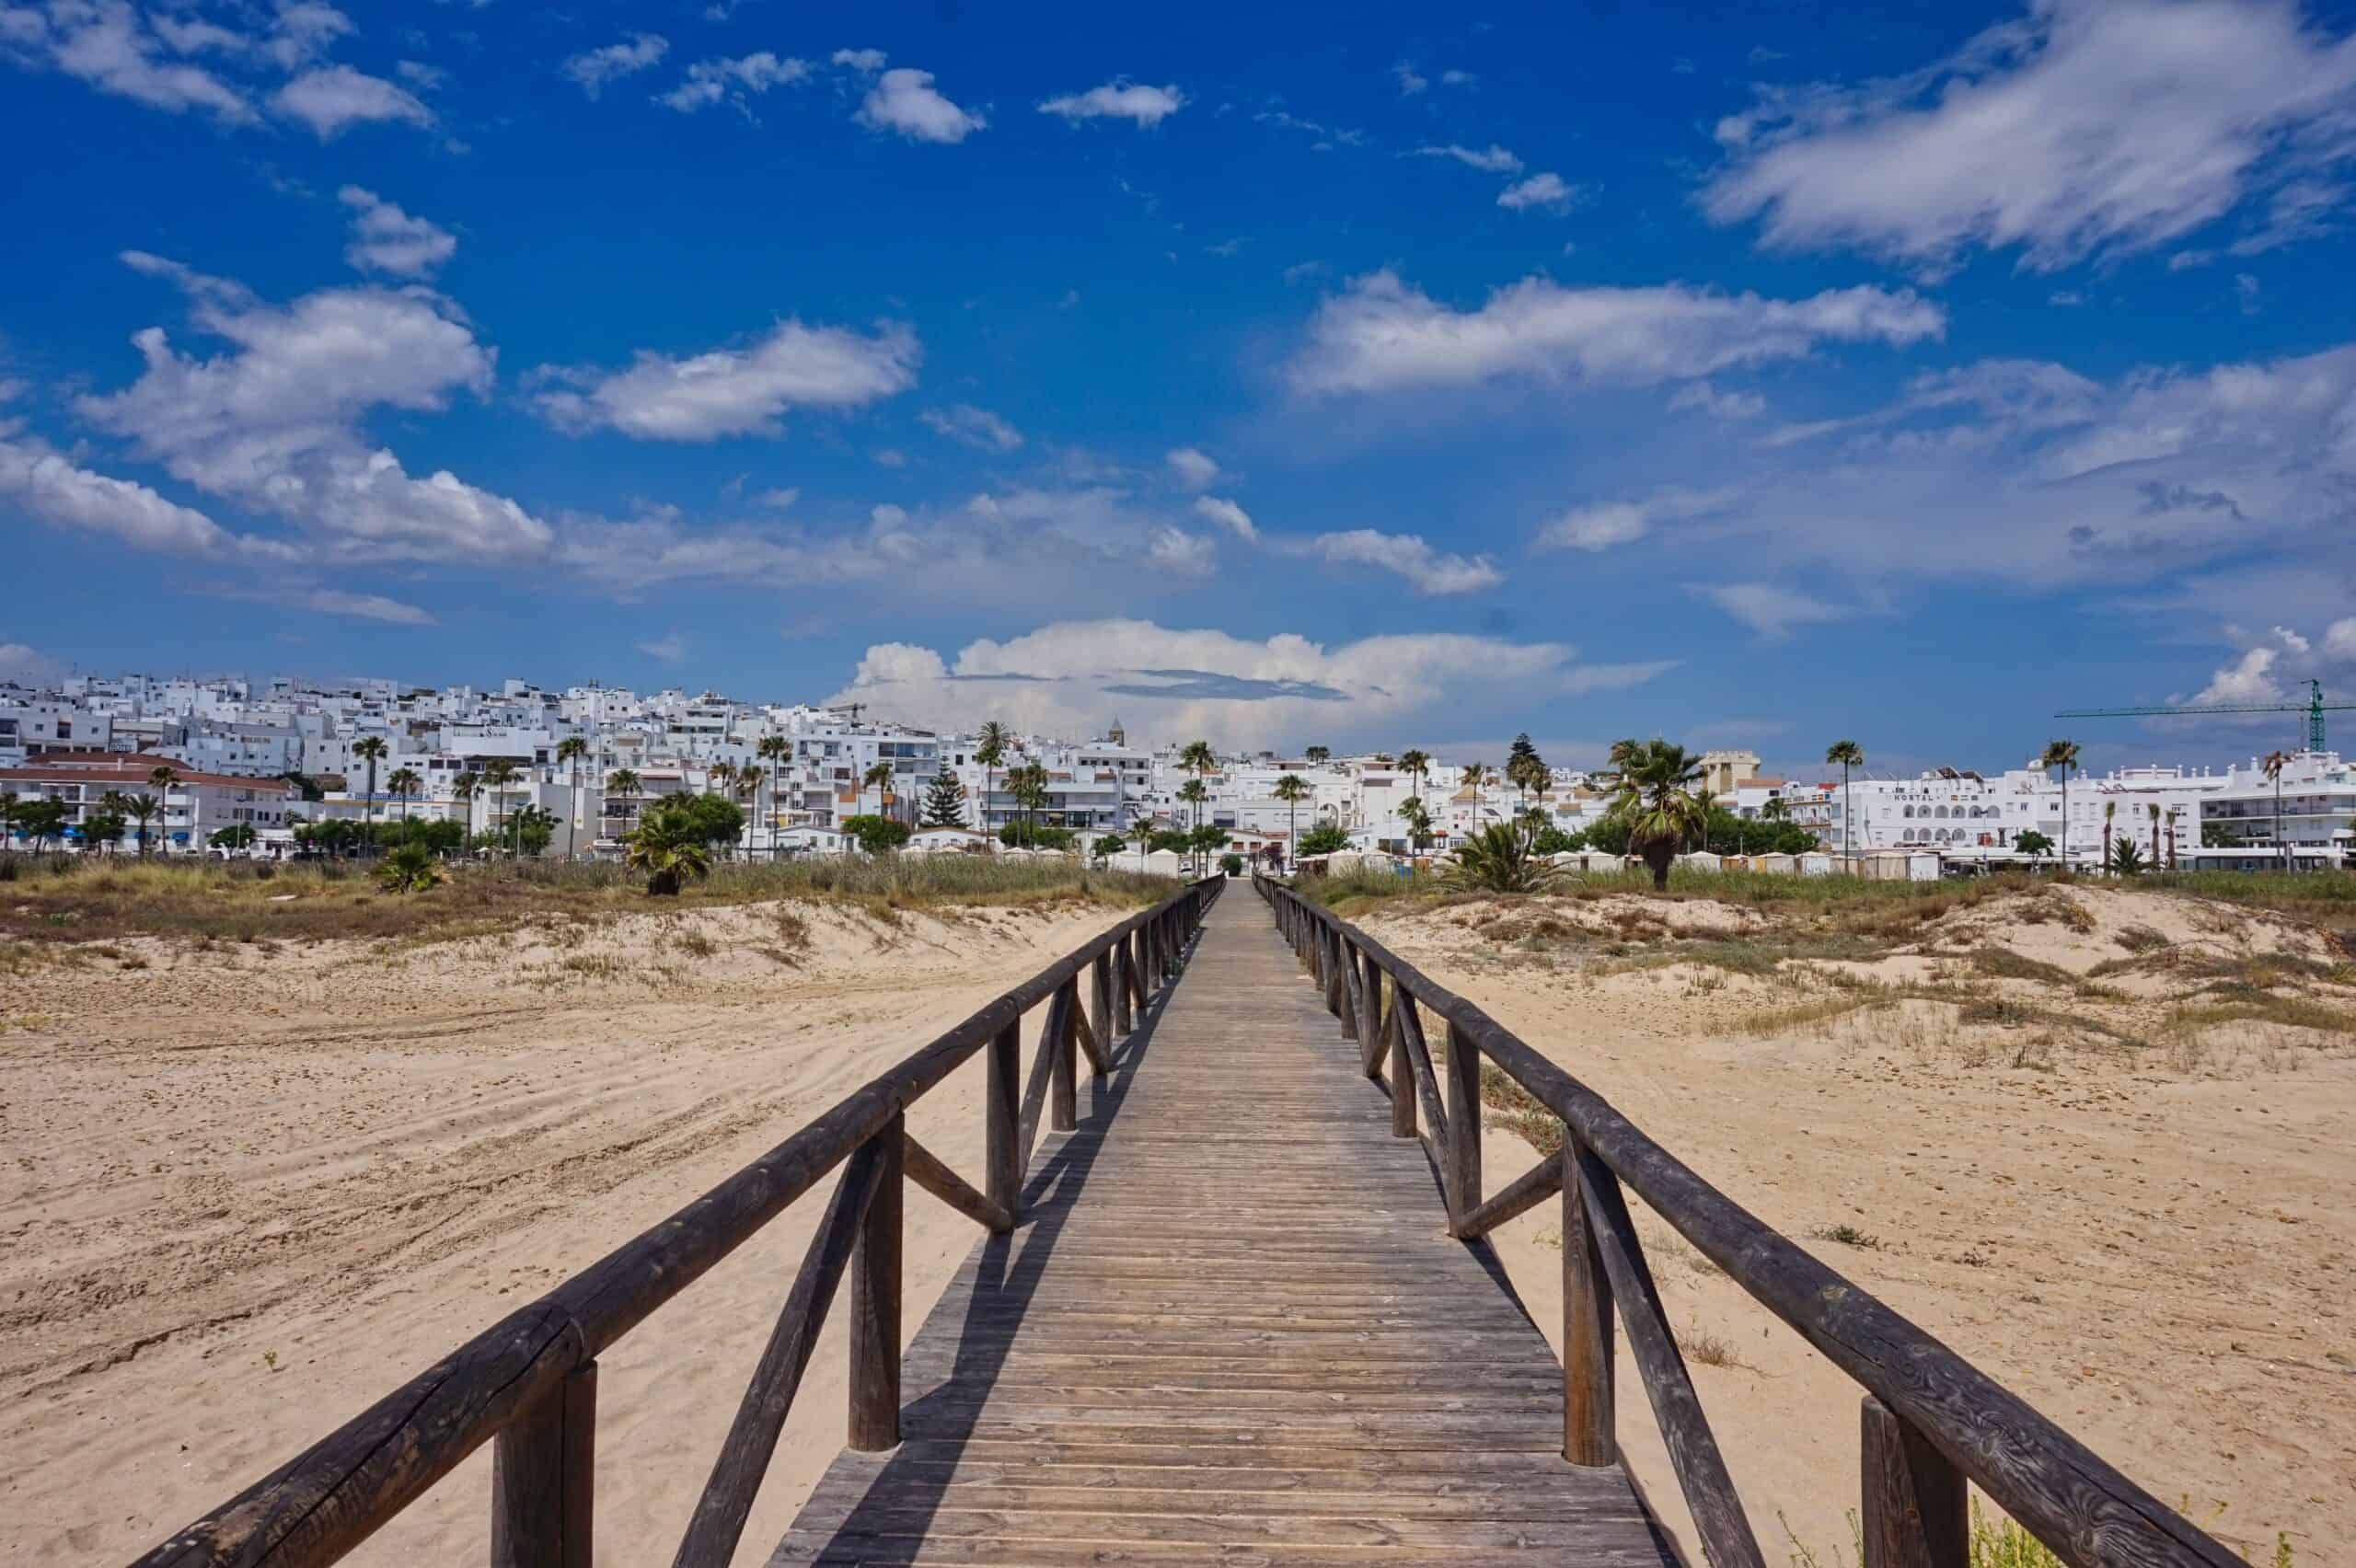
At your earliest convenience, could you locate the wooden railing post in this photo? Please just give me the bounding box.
[1357,949,1383,1076]
[1563,1137,1615,1467]
[986,1020,1021,1221]
[1335,937,1362,1041]
[1443,1021,1483,1233]
[1389,997,1416,1139]
[491,1358,596,1568]
[1861,1396,1966,1568]
[849,1117,903,1452]
[1050,978,1079,1133]
[1113,941,1133,1035]
[1090,951,1113,1065]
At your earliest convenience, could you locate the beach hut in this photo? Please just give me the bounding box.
[1754,852,1798,875]
[1797,851,1834,877]
[1581,851,1626,875]
[1908,852,1942,882]
[1679,851,1724,873]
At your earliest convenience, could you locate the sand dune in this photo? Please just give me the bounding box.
[1,898,1127,1564]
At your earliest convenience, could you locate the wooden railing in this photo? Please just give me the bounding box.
[1253,874,2242,1568]
[133,877,1222,1568]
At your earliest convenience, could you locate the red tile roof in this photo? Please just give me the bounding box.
[0,755,294,793]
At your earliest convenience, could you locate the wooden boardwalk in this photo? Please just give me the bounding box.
[772,898,1676,1565]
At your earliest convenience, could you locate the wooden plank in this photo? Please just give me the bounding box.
[1564,1139,1616,1469]
[490,1358,595,1568]
[1015,986,1068,1175]
[673,1135,888,1568]
[1862,1396,1967,1568]
[1444,1021,1484,1236]
[985,1020,1020,1222]
[1576,1148,1764,1568]
[1457,1151,1564,1240]
[848,1114,903,1453]
[900,1131,1011,1236]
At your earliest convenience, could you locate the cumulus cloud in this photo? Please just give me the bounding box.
[0,433,246,556]
[0,0,255,121]
[1146,526,1217,574]
[1164,445,1221,490]
[831,47,885,72]
[0,641,64,685]
[1288,269,1943,396]
[271,64,433,137]
[75,253,548,563]
[657,52,810,114]
[1534,486,1737,553]
[1687,582,1850,639]
[1192,495,1257,540]
[919,403,1022,452]
[301,587,434,625]
[338,186,456,277]
[1411,143,1523,173]
[1038,80,1184,126]
[824,618,1669,749]
[1279,529,1502,594]
[1703,0,2356,271]
[532,317,919,441]
[854,66,984,142]
[560,33,667,98]
[637,631,687,663]
[1498,172,1580,211]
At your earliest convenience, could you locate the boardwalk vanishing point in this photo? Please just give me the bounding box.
[138,876,2246,1568]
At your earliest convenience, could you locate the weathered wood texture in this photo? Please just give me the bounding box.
[773,897,1672,1566]
[490,1359,595,1568]
[1256,878,2243,1568]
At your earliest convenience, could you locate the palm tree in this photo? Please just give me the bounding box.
[480,759,519,857]
[1605,738,1706,891]
[862,760,895,822]
[450,770,480,842]
[387,767,422,828]
[976,721,1011,835]
[2147,801,2162,872]
[2165,806,2183,870]
[0,790,16,852]
[1693,786,1719,851]
[1397,748,1430,807]
[352,736,388,846]
[2038,739,2082,870]
[1823,740,1864,860]
[1176,778,1208,872]
[624,799,714,896]
[2261,748,2292,867]
[1273,773,1311,871]
[605,767,641,840]
[1761,795,1791,823]
[147,766,177,852]
[555,737,590,859]
[118,789,164,856]
[1304,745,1330,767]
[2102,800,2117,875]
[756,734,790,854]
[710,760,738,800]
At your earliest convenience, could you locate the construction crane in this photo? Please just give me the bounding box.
[2056,678,2352,752]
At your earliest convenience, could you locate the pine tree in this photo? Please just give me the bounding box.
[919,767,969,828]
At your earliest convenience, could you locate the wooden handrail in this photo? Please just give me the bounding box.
[133,876,1221,1568]
[1253,874,2240,1568]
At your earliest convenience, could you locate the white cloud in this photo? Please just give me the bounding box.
[1146,526,1217,574]
[919,403,1022,452]
[2236,271,2263,315]
[1288,269,1943,396]
[0,0,255,122]
[1535,486,1735,553]
[271,64,433,137]
[1280,529,1503,594]
[76,254,548,563]
[1412,143,1523,173]
[1164,445,1221,490]
[0,641,64,686]
[657,51,810,114]
[1440,69,1476,88]
[1687,582,1850,639]
[1192,495,1257,540]
[1497,172,1579,211]
[824,618,1665,749]
[301,588,433,625]
[532,317,919,441]
[561,33,667,98]
[637,631,687,663]
[1392,60,1427,96]
[854,66,984,143]
[2191,643,2287,705]
[338,186,456,278]
[1669,381,1766,420]
[1039,80,1184,127]
[0,434,243,555]
[1704,0,2356,271]
[2323,617,2356,662]
[831,47,885,72]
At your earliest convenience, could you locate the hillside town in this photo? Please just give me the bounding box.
[1,670,2350,874]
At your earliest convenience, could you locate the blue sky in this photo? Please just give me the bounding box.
[6,0,2356,775]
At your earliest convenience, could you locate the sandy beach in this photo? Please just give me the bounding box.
[1,898,1130,1565]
